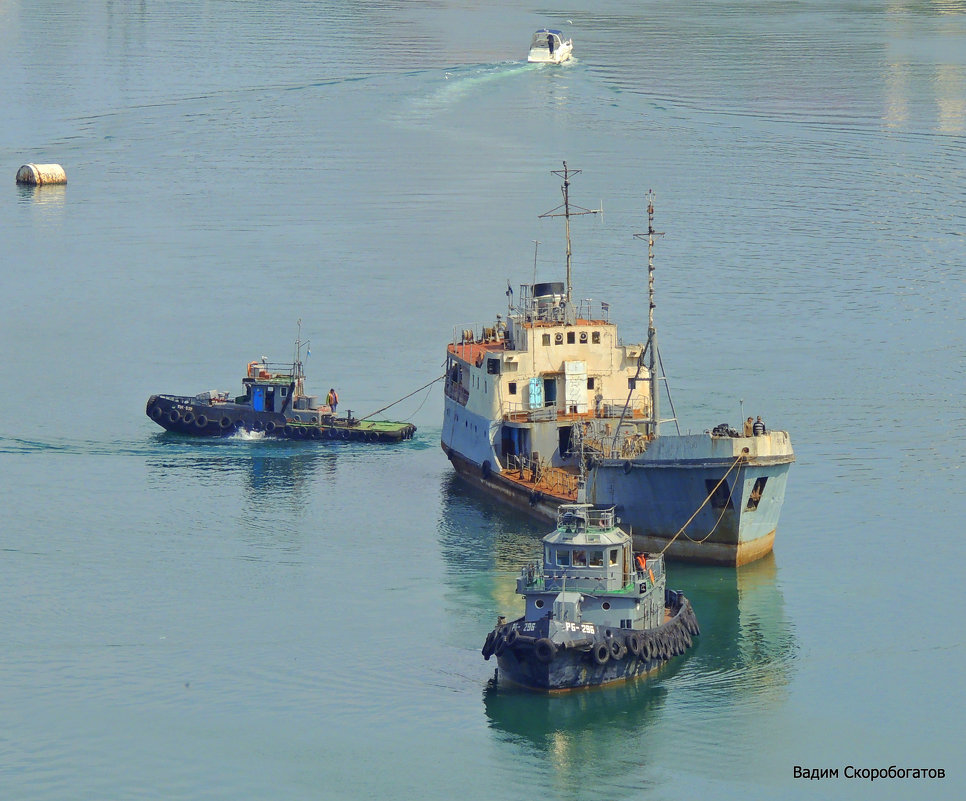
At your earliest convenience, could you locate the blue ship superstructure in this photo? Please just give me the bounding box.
[482,504,698,691]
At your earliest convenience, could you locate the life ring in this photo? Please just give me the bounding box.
[182,411,195,425]
[219,416,232,429]
[591,641,610,666]
[625,632,643,657]
[167,409,181,424]
[150,406,163,421]
[265,421,277,434]
[534,638,557,663]
[195,415,208,428]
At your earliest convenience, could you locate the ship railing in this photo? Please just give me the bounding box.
[635,553,665,586]
[518,566,620,594]
[503,398,645,422]
[245,360,298,381]
[510,293,612,324]
[444,381,469,405]
[580,422,650,459]
[504,455,580,497]
[557,504,617,531]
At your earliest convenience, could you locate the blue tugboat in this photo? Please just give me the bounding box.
[146,337,416,443]
[482,504,698,691]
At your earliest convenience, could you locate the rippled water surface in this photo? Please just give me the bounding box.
[1,2,964,799]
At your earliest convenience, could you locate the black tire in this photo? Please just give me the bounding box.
[534,638,556,663]
[494,634,507,657]
[219,416,232,429]
[626,632,643,657]
[482,630,496,659]
[168,409,181,424]
[195,415,208,428]
[182,411,195,425]
[150,406,163,421]
[265,421,277,435]
[623,460,633,474]
[609,638,627,661]
[481,460,492,479]
[505,628,519,647]
[591,641,610,666]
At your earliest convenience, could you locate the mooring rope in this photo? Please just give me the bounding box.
[359,374,445,421]
[660,453,745,553]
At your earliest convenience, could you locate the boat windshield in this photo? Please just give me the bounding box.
[530,30,562,50]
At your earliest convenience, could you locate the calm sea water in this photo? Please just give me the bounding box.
[2,2,964,799]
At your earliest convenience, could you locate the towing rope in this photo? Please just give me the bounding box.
[359,374,444,421]
[660,453,745,553]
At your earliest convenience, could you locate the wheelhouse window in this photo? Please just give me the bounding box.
[572,550,587,567]
[609,549,618,566]
[557,550,571,566]
[589,550,603,567]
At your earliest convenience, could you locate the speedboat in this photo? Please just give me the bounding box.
[527,29,573,64]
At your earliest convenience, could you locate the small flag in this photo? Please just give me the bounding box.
[506,281,513,297]
[601,301,609,312]
[306,347,311,357]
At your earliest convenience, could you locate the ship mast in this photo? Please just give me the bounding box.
[634,191,663,437]
[539,161,600,304]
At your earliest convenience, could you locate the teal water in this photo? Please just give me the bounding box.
[1,2,964,799]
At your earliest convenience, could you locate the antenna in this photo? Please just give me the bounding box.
[539,161,600,304]
[634,190,664,437]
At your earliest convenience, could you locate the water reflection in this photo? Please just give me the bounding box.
[482,676,671,755]
[145,433,332,503]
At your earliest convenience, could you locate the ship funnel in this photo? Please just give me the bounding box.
[532,281,566,320]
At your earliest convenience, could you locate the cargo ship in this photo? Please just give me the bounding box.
[442,163,794,565]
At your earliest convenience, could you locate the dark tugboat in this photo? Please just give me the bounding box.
[145,334,416,443]
[482,503,699,691]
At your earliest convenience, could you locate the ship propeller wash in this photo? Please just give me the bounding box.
[442,163,794,565]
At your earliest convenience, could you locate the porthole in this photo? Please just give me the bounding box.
[535,599,545,609]
[555,333,563,344]
[602,602,611,610]
[579,332,588,343]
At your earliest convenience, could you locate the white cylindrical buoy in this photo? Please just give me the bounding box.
[16,163,67,185]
